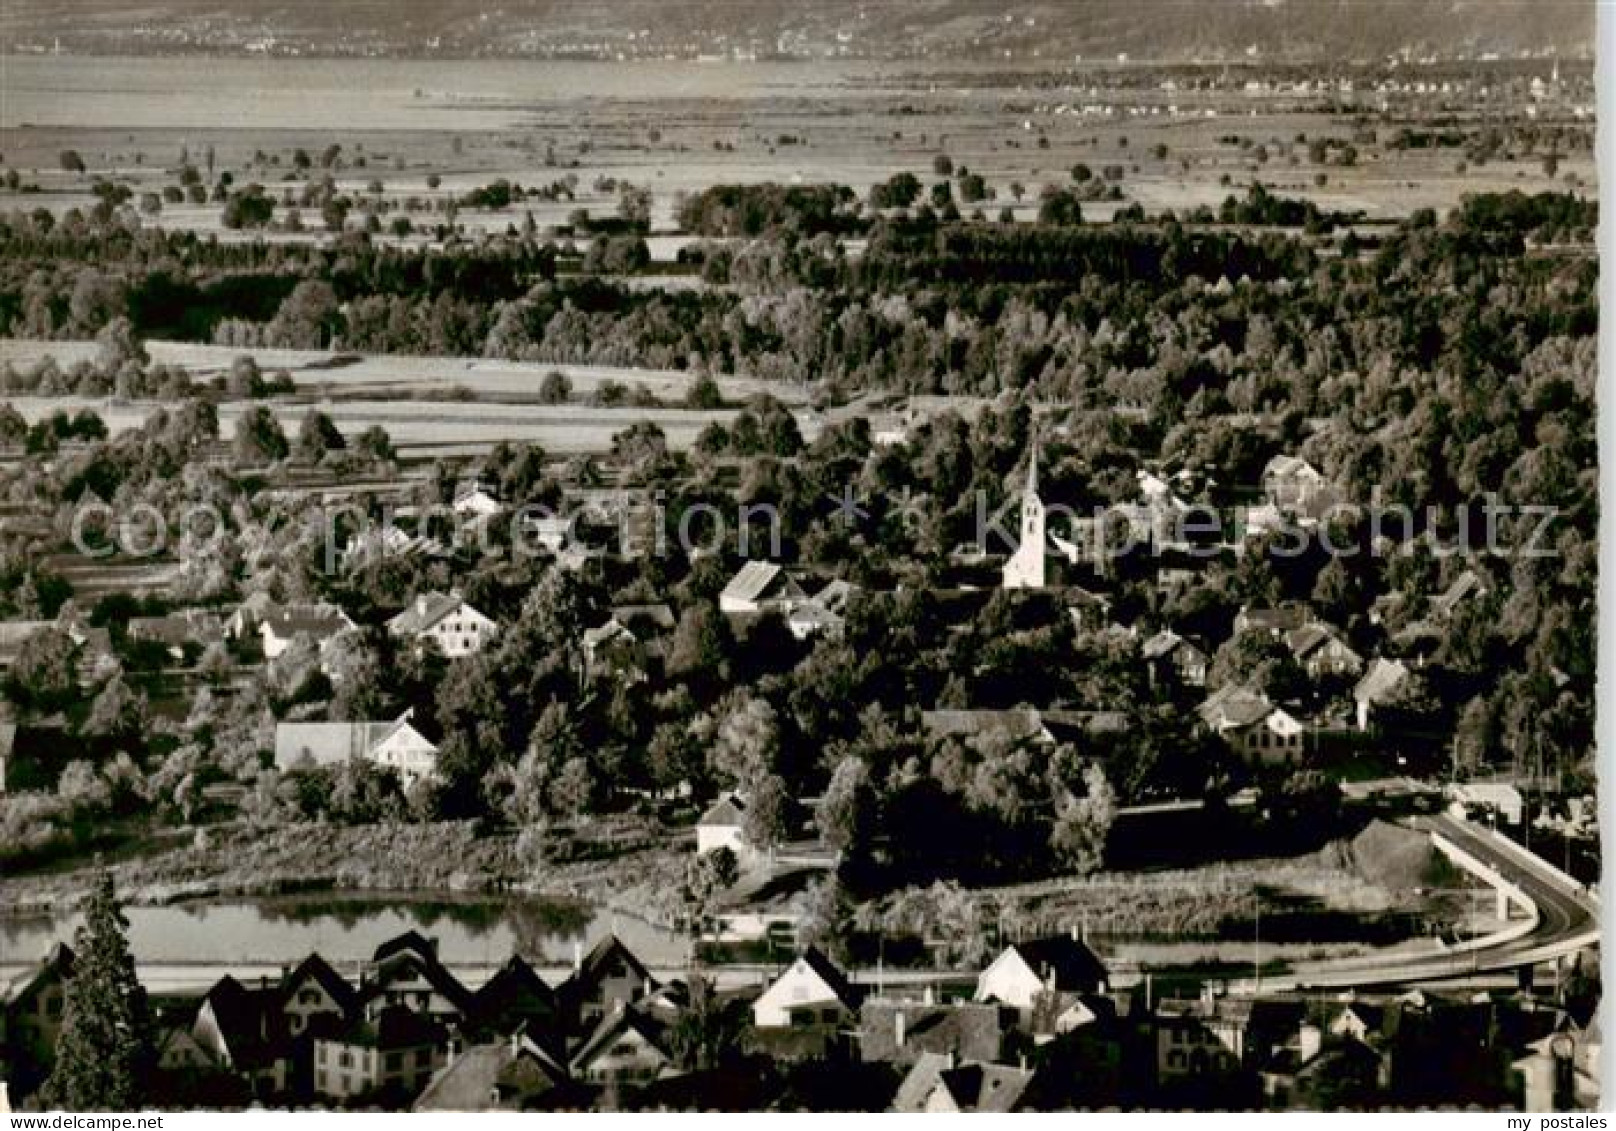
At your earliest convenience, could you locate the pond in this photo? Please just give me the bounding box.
[0,893,691,973]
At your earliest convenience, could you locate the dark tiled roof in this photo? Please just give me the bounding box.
[860,1001,1008,1064]
[1007,935,1110,993]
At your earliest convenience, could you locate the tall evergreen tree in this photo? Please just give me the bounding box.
[39,872,153,1111]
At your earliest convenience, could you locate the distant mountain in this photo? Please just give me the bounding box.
[0,0,1595,61]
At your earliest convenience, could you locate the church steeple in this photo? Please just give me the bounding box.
[1002,431,1047,590]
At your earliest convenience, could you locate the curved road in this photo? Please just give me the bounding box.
[1260,813,1598,992]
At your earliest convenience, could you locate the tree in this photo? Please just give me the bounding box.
[665,974,745,1071]
[1037,186,1084,226]
[667,604,729,682]
[8,627,79,712]
[234,405,289,464]
[354,425,396,464]
[40,872,154,1111]
[59,150,86,173]
[293,408,345,463]
[1050,763,1116,875]
[220,184,275,229]
[932,153,954,177]
[681,848,739,947]
[84,673,148,742]
[816,755,874,857]
[538,370,573,404]
[742,772,789,857]
[710,693,779,789]
[95,317,147,375]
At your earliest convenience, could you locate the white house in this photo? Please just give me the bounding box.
[259,603,358,660]
[387,592,498,658]
[273,713,440,784]
[1262,454,1329,514]
[751,948,859,1028]
[975,933,1109,1011]
[696,794,755,865]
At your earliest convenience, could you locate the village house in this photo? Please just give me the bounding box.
[1142,629,1209,688]
[751,949,860,1029]
[189,976,291,1100]
[1447,781,1526,826]
[1284,622,1365,680]
[387,591,498,659]
[1262,455,1331,515]
[569,1005,673,1086]
[1431,568,1488,620]
[975,933,1109,1011]
[521,512,579,555]
[719,561,806,616]
[413,1029,574,1112]
[892,1054,1040,1113]
[2,943,73,1086]
[582,602,677,677]
[258,602,358,660]
[558,935,658,1027]
[1233,603,1315,640]
[273,713,440,784]
[279,953,359,1040]
[127,610,224,663]
[695,793,756,864]
[313,1006,446,1103]
[1353,658,1412,731]
[786,579,856,641]
[466,955,559,1042]
[1197,685,1309,766]
[859,999,1012,1068]
[360,932,474,1025]
[921,709,1055,749]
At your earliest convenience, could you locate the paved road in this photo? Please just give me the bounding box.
[1260,814,1598,992]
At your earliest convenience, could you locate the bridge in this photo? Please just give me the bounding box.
[1240,813,1599,993]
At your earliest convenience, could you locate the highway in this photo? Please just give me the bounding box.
[1254,813,1599,992]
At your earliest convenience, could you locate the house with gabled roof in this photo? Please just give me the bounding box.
[259,602,358,660]
[921,709,1054,748]
[452,480,504,520]
[786,579,856,641]
[975,933,1109,1011]
[467,955,559,1043]
[128,610,225,662]
[313,1005,446,1103]
[190,975,290,1100]
[414,1027,575,1112]
[1234,603,1315,640]
[1353,658,1412,732]
[387,591,497,659]
[1285,622,1365,680]
[3,942,73,1077]
[752,948,860,1029]
[1143,629,1209,688]
[696,792,754,864]
[893,1054,1040,1113]
[719,561,805,616]
[569,1004,673,1087]
[582,603,676,677]
[1197,685,1308,766]
[279,953,359,1040]
[558,936,657,1027]
[1431,568,1488,620]
[859,999,1012,1067]
[361,931,473,1025]
[273,712,439,783]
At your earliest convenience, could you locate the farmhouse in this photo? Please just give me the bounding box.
[1197,685,1308,765]
[387,592,498,658]
[696,793,756,865]
[751,948,859,1029]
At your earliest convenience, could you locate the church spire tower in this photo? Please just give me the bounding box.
[1002,433,1046,589]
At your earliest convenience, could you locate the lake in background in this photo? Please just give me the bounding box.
[0,894,690,972]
